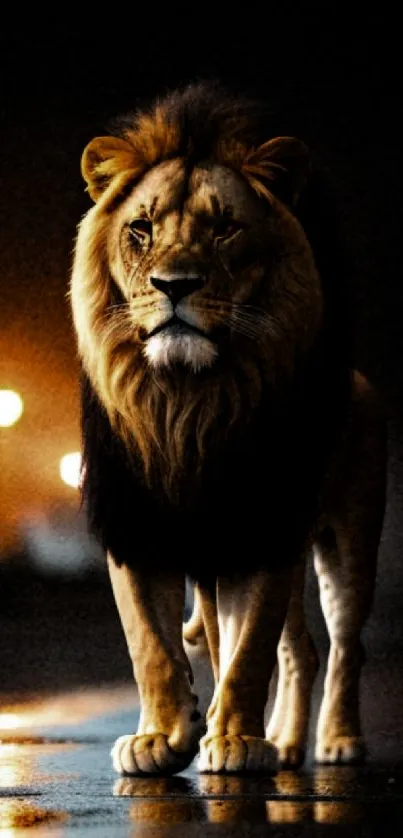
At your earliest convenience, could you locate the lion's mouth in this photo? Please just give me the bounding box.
[146,315,212,341]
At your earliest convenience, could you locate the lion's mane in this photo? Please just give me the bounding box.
[71,82,352,575]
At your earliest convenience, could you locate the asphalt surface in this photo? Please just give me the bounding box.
[1,607,403,838]
[0,441,403,837]
[1,683,403,838]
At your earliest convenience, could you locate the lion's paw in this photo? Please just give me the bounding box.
[198,735,277,774]
[274,743,305,769]
[111,733,197,776]
[315,735,366,765]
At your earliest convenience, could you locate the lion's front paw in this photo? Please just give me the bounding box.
[198,735,277,774]
[111,733,198,776]
[315,735,366,765]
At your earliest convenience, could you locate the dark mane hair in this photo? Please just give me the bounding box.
[114,80,272,167]
[77,81,354,577]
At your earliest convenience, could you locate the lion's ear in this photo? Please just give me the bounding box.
[244,137,310,206]
[81,136,136,202]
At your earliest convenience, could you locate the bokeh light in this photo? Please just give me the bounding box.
[0,714,20,731]
[60,452,82,489]
[0,389,24,427]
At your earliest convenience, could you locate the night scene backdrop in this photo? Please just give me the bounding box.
[0,12,402,757]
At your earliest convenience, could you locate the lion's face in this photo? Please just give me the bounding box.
[70,84,324,493]
[107,158,277,372]
[100,157,320,378]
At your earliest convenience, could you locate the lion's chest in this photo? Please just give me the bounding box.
[101,405,325,579]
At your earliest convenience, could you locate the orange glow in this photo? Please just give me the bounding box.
[0,326,81,556]
[0,741,67,832]
[0,686,136,733]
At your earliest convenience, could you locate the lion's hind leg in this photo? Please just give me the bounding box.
[314,376,386,765]
[313,525,378,765]
[183,583,206,648]
[108,557,205,775]
[265,557,318,768]
[183,582,219,679]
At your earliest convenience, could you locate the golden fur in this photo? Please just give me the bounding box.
[70,83,386,776]
[70,86,322,497]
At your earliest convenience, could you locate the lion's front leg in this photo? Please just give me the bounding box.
[107,555,205,775]
[199,569,291,774]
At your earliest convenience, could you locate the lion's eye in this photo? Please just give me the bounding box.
[128,218,152,245]
[215,218,242,242]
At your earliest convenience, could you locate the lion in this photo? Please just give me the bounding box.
[70,81,386,775]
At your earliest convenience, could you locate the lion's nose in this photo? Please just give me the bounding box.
[150,276,205,306]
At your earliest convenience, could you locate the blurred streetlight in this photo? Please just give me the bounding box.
[0,389,24,427]
[60,452,81,489]
[0,714,20,730]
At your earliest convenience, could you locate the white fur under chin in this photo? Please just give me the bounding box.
[144,333,218,372]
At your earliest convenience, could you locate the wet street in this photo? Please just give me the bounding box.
[0,683,402,837]
[1,485,403,837]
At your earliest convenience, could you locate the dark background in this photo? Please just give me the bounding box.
[1,14,401,405]
[0,11,402,755]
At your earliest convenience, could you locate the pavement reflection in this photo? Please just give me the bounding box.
[0,797,67,833]
[0,690,402,835]
[114,769,402,829]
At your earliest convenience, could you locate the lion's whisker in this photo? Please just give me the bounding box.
[190,301,281,342]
